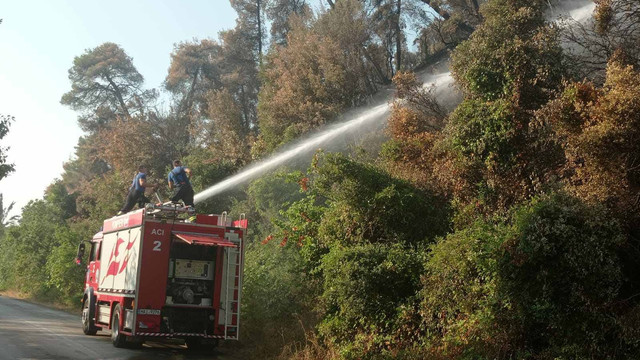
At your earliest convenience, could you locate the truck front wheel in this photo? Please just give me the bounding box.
[111,304,127,348]
[81,295,98,335]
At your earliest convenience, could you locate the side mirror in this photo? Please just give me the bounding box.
[75,243,86,266]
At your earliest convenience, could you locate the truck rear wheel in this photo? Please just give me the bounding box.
[185,337,202,351]
[81,295,98,335]
[111,305,127,348]
[185,337,218,352]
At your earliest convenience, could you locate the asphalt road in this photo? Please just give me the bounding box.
[0,295,232,360]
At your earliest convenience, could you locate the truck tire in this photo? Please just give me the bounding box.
[128,337,144,349]
[185,337,203,351]
[81,295,98,335]
[111,304,127,348]
[185,337,218,352]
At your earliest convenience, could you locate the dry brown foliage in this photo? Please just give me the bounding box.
[383,71,451,196]
[95,117,167,175]
[278,330,340,360]
[542,58,640,214]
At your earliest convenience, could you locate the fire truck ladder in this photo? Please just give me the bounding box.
[224,239,242,339]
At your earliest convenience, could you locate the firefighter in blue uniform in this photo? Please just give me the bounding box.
[118,165,156,215]
[168,160,194,207]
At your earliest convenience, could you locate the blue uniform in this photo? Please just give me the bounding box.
[131,172,147,191]
[168,166,190,187]
[168,166,194,206]
[120,172,149,213]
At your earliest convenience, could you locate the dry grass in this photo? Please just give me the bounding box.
[278,320,339,360]
[0,290,80,315]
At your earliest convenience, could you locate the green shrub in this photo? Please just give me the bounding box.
[46,227,85,306]
[319,243,424,358]
[414,193,632,359]
[312,153,451,247]
[241,241,318,358]
[499,193,626,357]
[418,220,508,359]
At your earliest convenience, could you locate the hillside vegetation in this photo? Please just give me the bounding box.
[2,0,640,358]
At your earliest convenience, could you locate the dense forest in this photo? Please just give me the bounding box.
[2,0,640,358]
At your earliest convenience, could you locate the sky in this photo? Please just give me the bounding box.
[0,0,237,217]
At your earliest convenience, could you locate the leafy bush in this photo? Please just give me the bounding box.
[542,58,640,217]
[451,0,563,106]
[312,153,451,247]
[0,200,66,297]
[319,243,424,359]
[413,193,633,359]
[241,241,317,359]
[267,153,451,272]
[500,193,625,357]
[417,219,508,359]
[46,227,85,306]
[262,154,451,358]
[0,188,87,305]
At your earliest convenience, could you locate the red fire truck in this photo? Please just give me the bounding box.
[75,204,246,349]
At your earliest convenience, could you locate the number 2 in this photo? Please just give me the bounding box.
[153,241,162,252]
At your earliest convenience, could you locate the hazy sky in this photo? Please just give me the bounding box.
[0,0,237,217]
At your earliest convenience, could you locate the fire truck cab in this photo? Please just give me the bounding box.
[76,204,246,350]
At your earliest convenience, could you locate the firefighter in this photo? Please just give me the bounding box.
[117,165,156,215]
[168,159,194,207]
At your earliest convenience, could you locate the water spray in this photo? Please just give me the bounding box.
[194,103,390,203]
[193,69,460,204]
[194,0,597,205]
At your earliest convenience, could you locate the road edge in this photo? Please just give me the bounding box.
[0,290,79,315]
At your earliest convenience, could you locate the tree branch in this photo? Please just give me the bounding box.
[104,74,132,119]
[418,0,451,20]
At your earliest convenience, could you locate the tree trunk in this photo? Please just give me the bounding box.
[239,84,251,131]
[257,0,263,60]
[363,47,391,84]
[469,0,480,17]
[105,74,131,119]
[419,0,476,34]
[184,67,200,118]
[327,0,335,8]
[385,36,394,78]
[395,0,402,72]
